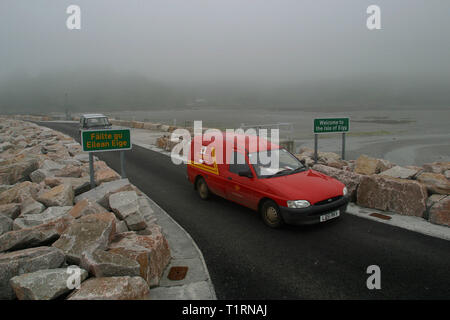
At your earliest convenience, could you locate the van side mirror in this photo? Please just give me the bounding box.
[238,170,253,178]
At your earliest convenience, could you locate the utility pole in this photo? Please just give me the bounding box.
[64,92,70,120]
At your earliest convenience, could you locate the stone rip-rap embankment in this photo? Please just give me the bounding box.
[295,149,450,227]
[0,118,171,300]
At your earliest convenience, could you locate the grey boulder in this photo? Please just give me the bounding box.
[0,215,12,236]
[52,212,116,264]
[109,191,139,220]
[0,203,21,219]
[20,197,46,215]
[10,266,88,300]
[0,215,74,252]
[75,179,135,208]
[0,246,65,299]
[379,165,419,179]
[13,206,72,230]
[80,249,140,278]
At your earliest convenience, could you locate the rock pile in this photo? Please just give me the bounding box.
[0,118,171,300]
[156,135,179,152]
[295,148,450,227]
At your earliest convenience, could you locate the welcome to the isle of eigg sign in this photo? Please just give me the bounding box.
[312,117,350,161]
[81,129,131,152]
[313,118,349,134]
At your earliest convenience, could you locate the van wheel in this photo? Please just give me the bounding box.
[260,200,284,228]
[196,177,210,200]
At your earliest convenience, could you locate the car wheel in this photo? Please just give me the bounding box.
[196,177,210,200]
[260,200,284,228]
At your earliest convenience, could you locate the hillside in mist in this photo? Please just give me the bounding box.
[0,68,449,114]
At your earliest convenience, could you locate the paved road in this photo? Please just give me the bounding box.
[41,122,450,299]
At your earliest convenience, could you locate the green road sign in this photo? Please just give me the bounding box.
[81,129,132,152]
[313,118,349,134]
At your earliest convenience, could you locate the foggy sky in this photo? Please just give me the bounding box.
[1,0,450,112]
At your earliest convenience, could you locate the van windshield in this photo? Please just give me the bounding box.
[248,149,306,178]
[85,117,110,127]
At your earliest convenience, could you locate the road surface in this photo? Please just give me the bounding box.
[40,122,450,299]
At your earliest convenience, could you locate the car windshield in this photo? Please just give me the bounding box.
[86,117,110,127]
[248,148,306,178]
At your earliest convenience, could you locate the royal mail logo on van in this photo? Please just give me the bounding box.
[188,147,219,175]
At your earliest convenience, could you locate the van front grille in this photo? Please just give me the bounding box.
[314,196,343,206]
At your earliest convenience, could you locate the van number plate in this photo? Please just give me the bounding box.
[320,210,340,222]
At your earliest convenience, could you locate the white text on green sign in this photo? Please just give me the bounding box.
[314,118,349,133]
[81,129,131,152]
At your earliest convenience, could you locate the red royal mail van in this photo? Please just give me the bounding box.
[187,132,349,228]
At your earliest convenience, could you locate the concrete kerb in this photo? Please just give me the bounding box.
[347,203,450,241]
[142,194,217,300]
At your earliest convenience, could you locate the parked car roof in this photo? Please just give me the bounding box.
[81,114,108,118]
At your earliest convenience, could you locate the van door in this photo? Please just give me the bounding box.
[225,151,259,210]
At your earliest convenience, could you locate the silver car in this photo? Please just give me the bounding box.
[79,114,112,134]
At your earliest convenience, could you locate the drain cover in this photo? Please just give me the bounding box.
[168,266,189,281]
[370,212,392,220]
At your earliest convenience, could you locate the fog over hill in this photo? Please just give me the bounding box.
[1,69,449,113]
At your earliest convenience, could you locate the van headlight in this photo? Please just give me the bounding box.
[287,200,310,208]
[343,187,348,196]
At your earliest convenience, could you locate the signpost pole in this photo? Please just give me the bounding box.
[342,132,346,160]
[314,134,318,164]
[120,151,126,178]
[89,152,95,188]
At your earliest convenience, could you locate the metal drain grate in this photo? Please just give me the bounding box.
[370,212,392,220]
[168,266,189,280]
